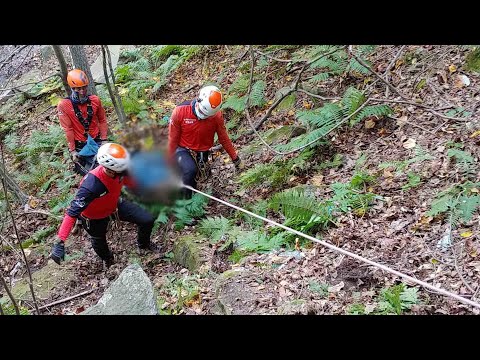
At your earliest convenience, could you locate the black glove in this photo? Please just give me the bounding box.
[51,241,65,264]
[233,156,245,170]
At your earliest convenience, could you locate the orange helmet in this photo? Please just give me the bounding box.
[67,69,89,88]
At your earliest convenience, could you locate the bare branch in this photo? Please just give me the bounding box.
[385,45,406,97]
[297,88,341,101]
[0,272,20,315]
[254,49,293,63]
[0,144,40,314]
[37,289,93,311]
[348,45,408,100]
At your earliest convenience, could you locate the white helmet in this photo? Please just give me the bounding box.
[97,143,130,172]
[194,85,222,119]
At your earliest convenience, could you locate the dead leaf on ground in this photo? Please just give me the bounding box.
[454,74,470,88]
[365,119,375,129]
[402,138,416,149]
[396,115,408,126]
[328,281,344,293]
[311,174,324,186]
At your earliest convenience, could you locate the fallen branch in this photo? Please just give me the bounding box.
[37,289,94,311]
[254,49,293,63]
[452,241,476,294]
[297,88,341,101]
[387,115,436,135]
[385,45,406,98]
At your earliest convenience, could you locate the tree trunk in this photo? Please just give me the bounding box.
[101,45,127,127]
[52,45,71,97]
[68,45,97,95]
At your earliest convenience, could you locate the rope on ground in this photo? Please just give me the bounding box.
[183,184,480,311]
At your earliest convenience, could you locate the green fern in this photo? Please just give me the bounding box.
[447,148,474,164]
[235,230,289,253]
[150,45,183,64]
[249,80,266,107]
[347,58,371,76]
[351,104,393,126]
[172,193,209,230]
[198,216,232,244]
[222,95,247,113]
[358,45,377,55]
[227,75,250,95]
[427,182,480,226]
[119,48,142,62]
[308,72,332,82]
[341,87,366,116]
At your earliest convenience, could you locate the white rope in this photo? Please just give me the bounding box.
[183,184,480,311]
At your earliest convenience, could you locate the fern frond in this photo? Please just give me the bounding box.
[341,87,366,116]
[238,163,277,188]
[458,195,480,222]
[249,80,266,107]
[347,58,371,76]
[150,45,183,63]
[119,48,142,62]
[198,216,232,243]
[269,188,319,221]
[358,45,377,55]
[227,75,250,95]
[222,95,247,113]
[351,104,393,126]
[308,72,332,82]
[447,149,474,164]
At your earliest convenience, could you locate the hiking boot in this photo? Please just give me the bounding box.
[138,242,162,255]
[104,255,115,269]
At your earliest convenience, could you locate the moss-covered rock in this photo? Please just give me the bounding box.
[172,235,209,272]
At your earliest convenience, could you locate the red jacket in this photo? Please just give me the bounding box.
[167,100,237,160]
[57,166,135,242]
[57,95,108,152]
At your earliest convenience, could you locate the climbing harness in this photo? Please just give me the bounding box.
[69,96,94,138]
[182,184,480,311]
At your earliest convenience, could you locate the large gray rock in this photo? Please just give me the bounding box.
[82,263,158,315]
[90,45,136,84]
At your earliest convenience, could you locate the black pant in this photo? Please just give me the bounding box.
[174,147,209,199]
[81,198,155,261]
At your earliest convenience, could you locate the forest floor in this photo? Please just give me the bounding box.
[1,45,480,315]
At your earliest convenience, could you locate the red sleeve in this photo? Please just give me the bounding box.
[93,96,108,140]
[57,100,76,152]
[215,113,238,160]
[168,107,182,160]
[57,214,76,242]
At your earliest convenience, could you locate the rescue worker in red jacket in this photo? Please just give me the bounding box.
[50,143,158,268]
[57,69,108,175]
[168,85,244,198]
